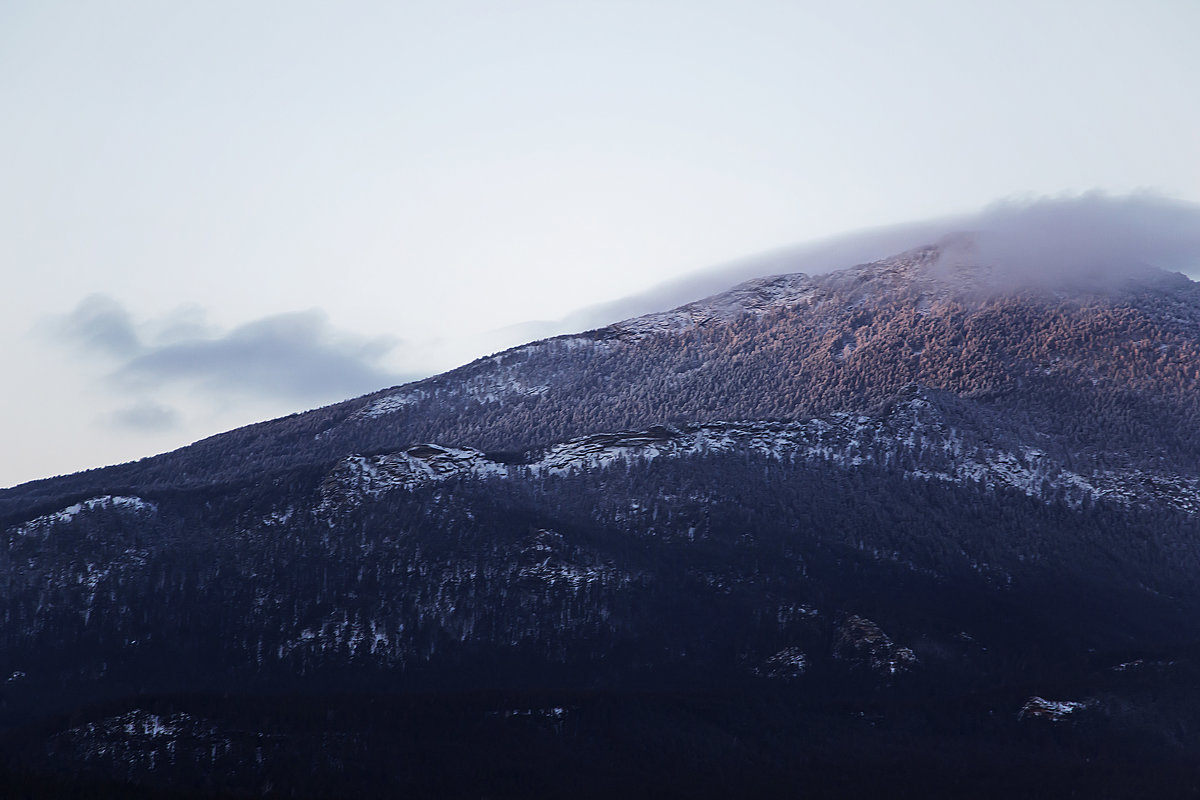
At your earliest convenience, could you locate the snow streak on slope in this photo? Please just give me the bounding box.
[609,273,819,339]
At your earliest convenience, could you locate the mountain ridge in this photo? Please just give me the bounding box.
[6,241,1197,511]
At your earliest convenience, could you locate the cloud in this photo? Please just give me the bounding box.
[52,300,413,406]
[108,401,182,433]
[117,310,404,402]
[547,192,1200,331]
[967,192,1200,286]
[54,293,142,356]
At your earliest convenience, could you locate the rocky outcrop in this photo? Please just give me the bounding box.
[832,616,917,677]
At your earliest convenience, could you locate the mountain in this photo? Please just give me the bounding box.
[3,242,1200,797]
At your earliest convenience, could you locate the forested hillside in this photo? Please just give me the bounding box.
[4,243,1200,796]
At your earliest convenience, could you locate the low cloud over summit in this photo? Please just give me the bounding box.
[968,193,1200,286]
[549,193,1200,334]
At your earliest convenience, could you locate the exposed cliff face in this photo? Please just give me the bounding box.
[313,392,1200,517]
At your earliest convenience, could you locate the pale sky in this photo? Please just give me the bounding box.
[2,0,1199,488]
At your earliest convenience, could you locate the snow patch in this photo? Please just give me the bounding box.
[13,495,156,536]
[1019,696,1091,722]
[611,273,817,339]
[351,390,428,420]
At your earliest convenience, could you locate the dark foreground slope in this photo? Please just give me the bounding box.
[3,245,1200,796]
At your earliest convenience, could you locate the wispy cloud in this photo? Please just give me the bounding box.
[56,294,142,357]
[113,310,405,403]
[107,401,183,433]
[51,298,413,413]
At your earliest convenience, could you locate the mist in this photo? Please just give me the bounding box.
[534,193,1200,336]
[965,193,1200,288]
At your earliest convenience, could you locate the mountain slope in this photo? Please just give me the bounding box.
[5,243,1199,512]
[4,242,1200,796]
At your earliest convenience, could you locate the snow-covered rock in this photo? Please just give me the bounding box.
[1019,696,1091,722]
[832,616,917,676]
[318,444,508,512]
[754,647,808,679]
[12,495,156,536]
